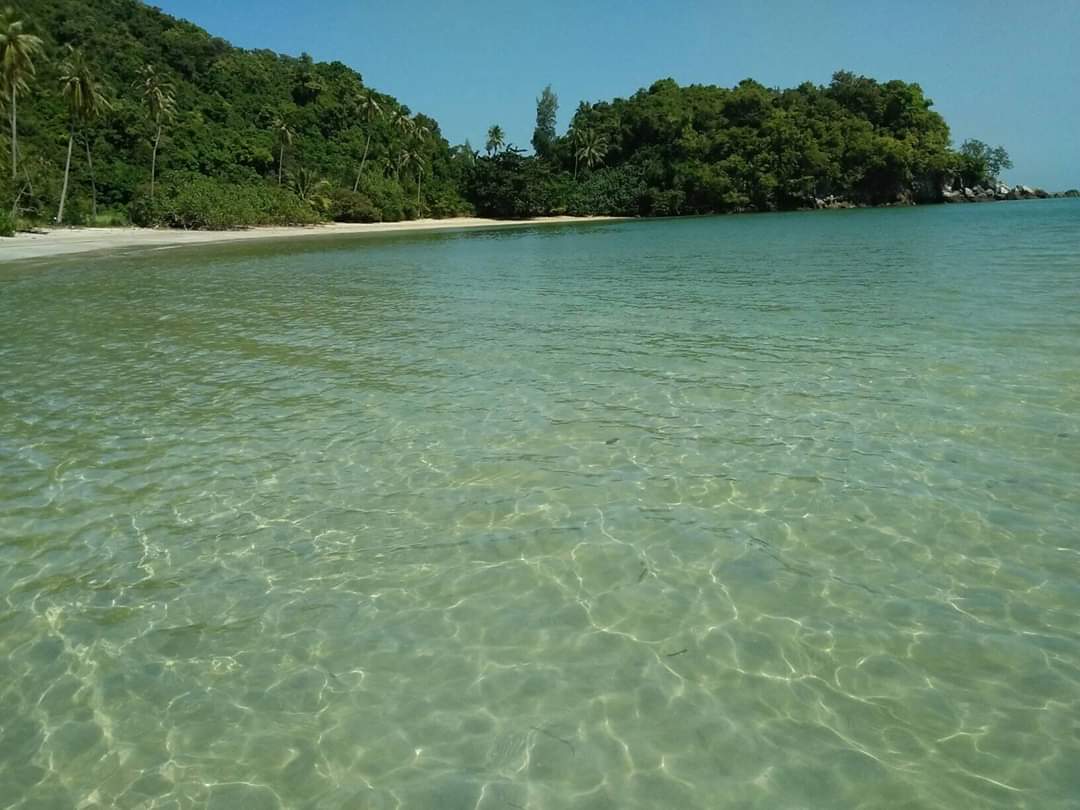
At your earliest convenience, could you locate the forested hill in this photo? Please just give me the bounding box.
[5,0,470,227]
[3,1,1012,231]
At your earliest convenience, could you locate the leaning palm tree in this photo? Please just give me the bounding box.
[0,8,44,183]
[134,65,176,201]
[56,47,111,224]
[485,124,505,156]
[272,115,294,186]
[353,91,382,190]
[575,129,607,174]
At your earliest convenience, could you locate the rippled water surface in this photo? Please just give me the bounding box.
[2,202,1080,809]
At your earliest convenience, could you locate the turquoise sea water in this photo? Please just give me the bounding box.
[1,201,1079,809]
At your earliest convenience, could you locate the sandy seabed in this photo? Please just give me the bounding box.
[0,216,622,262]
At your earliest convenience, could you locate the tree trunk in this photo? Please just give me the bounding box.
[10,89,17,183]
[354,130,373,192]
[416,170,422,214]
[278,143,284,186]
[574,152,579,181]
[85,139,98,219]
[57,124,75,225]
[151,122,162,201]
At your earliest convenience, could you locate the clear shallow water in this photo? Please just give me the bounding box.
[1,201,1079,809]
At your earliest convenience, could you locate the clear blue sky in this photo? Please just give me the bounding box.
[155,0,1079,189]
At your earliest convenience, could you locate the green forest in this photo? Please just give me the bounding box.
[1,0,1013,236]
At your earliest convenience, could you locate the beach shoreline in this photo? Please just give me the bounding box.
[0,216,623,263]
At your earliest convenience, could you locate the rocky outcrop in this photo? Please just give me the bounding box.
[943,183,1060,203]
[1063,189,1080,198]
[813,195,856,209]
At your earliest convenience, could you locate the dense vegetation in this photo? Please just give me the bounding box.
[2,0,471,228]
[467,75,1010,218]
[2,0,1015,233]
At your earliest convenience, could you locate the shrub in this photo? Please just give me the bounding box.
[426,181,473,219]
[566,165,647,216]
[131,177,321,229]
[0,208,14,238]
[357,173,407,222]
[327,188,381,223]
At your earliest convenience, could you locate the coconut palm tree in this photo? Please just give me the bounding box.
[575,129,607,174]
[134,65,176,201]
[393,148,409,182]
[568,125,582,180]
[272,115,294,186]
[388,110,415,172]
[290,167,330,209]
[354,91,382,190]
[408,121,430,214]
[56,47,110,224]
[0,8,44,183]
[409,150,425,215]
[485,124,505,156]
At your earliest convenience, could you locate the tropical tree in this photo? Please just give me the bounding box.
[56,47,110,224]
[532,85,558,159]
[409,150,425,215]
[272,115,294,186]
[393,148,409,182]
[0,8,44,183]
[135,65,176,200]
[290,167,330,209]
[389,108,413,138]
[485,124,505,156]
[412,118,431,144]
[575,129,607,174]
[568,125,581,179]
[957,139,1013,186]
[354,91,382,190]
[409,120,430,214]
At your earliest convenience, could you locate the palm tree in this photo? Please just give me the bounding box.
[354,91,382,191]
[0,8,44,183]
[576,129,607,175]
[568,125,581,179]
[485,124,505,156]
[389,109,414,145]
[409,150,425,215]
[272,115,294,186]
[135,65,176,201]
[393,148,409,182]
[409,121,429,214]
[56,47,110,224]
[290,167,330,208]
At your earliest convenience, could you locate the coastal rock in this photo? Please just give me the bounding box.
[1034,188,1050,199]
[814,195,855,209]
[942,189,964,203]
[1064,189,1080,198]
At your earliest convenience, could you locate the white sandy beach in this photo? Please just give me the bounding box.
[0,216,621,263]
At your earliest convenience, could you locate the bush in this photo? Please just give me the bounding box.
[89,209,131,227]
[357,173,407,222]
[426,181,473,219]
[0,208,14,237]
[566,165,647,216]
[131,176,321,229]
[326,188,381,223]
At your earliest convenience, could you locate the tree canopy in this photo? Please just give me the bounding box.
[1,1,1013,230]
